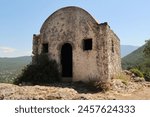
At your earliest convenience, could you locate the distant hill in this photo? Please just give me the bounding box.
[121,45,139,57]
[0,56,32,83]
[0,56,32,71]
[122,45,145,69]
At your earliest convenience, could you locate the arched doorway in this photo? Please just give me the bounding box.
[61,43,73,77]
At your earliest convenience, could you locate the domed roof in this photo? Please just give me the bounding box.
[40,6,99,32]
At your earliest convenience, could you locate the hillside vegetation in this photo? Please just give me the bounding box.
[122,40,150,81]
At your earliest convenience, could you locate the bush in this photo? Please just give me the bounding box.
[14,54,60,85]
[130,68,144,78]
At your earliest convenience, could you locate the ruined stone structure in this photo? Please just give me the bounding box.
[32,6,121,82]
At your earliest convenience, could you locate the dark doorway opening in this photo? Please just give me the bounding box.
[61,43,72,77]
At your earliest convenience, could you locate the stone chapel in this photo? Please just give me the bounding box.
[32,6,121,82]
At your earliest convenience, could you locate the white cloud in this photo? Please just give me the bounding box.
[0,45,32,57]
[0,46,16,53]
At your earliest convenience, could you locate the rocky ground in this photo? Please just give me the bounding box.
[0,78,150,100]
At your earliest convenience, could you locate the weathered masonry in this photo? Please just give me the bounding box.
[32,6,121,82]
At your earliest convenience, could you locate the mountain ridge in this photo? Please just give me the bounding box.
[122,45,145,69]
[121,45,139,57]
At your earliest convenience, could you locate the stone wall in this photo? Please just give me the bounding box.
[107,26,121,80]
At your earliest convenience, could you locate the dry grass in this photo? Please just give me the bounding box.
[114,73,131,85]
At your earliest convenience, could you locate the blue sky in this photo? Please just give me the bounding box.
[0,0,150,57]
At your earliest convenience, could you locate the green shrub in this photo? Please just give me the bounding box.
[14,54,60,85]
[130,68,144,78]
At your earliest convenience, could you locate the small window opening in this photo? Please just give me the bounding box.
[42,43,48,53]
[83,39,92,50]
[111,40,114,53]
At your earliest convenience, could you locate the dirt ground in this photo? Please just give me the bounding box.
[114,87,150,99]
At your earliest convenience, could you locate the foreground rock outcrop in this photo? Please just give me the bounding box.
[0,79,150,100]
